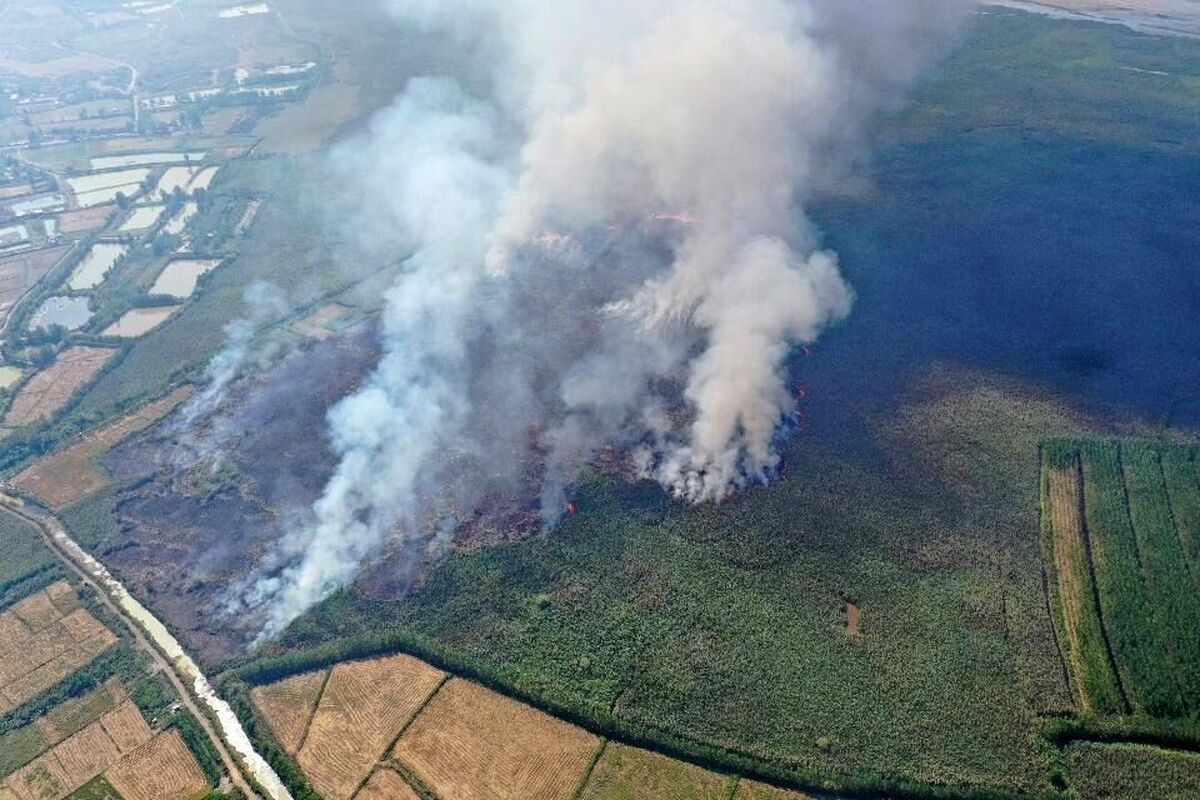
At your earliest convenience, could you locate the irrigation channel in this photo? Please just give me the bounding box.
[1,495,292,800]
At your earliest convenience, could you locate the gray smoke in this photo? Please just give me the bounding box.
[248,0,971,638]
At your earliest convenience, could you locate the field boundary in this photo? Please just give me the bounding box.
[227,635,1058,800]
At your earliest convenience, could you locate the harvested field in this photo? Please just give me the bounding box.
[352,769,420,800]
[13,386,194,508]
[298,655,445,800]
[0,186,33,201]
[57,208,113,235]
[103,730,209,800]
[577,743,730,800]
[0,584,118,716]
[735,781,814,800]
[98,702,153,754]
[35,679,127,745]
[6,347,117,427]
[393,678,600,800]
[1045,455,1124,715]
[250,668,326,755]
[53,723,120,789]
[4,750,72,800]
[0,245,71,325]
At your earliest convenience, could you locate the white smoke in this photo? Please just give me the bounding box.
[247,0,971,638]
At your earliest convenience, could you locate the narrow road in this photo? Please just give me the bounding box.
[0,499,276,800]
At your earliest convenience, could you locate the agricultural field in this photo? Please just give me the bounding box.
[393,678,601,800]
[0,509,55,594]
[1042,438,1200,721]
[578,744,731,800]
[5,346,116,427]
[1064,742,1200,800]
[0,581,118,716]
[12,386,193,509]
[245,653,783,800]
[293,654,444,800]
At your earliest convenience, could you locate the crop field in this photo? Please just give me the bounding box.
[103,730,209,800]
[0,510,54,593]
[5,347,117,427]
[578,744,731,800]
[1042,438,1200,719]
[0,582,119,716]
[296,654,445,800]
[393,678,601,800]
[250,668,327,756]
[0,678,126,778]
[352,769,420,800]
[11,386,193,508]
[56,209,113,235]
[734,782,811,800]
[1065,742,1200,800]
[0,245,71,326]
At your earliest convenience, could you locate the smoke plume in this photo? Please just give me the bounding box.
[246,0,970,637]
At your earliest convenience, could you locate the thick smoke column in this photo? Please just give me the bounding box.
[248,0,969,637]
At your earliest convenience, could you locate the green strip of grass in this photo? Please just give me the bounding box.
[1120,442,1200,713]
[1078,441,1183,718]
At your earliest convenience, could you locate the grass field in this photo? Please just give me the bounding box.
[734,782,812,800]
[297,654,444,800]
[1064,742,1200,800]
[0,509,55,594]
[393,678,600,800]
[1042,438,1200,720]
[577,744,731,800]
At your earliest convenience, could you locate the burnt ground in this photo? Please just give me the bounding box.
[101,328,380,664]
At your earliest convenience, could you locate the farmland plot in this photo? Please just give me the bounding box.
[577,743,730,800]
[297,654,444,800]
[393,678,600,800]
[1042,437,1200,719]
[103,730,209,800]
[13,386,194,509]
[251,668,326,755]
[0,245,71,326]
[6,347,117,427]
[352,769,420,800]
[735,781,814,800]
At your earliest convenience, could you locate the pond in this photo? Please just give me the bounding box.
[102,306,179,337]
[150,258,221,298]
[69,242,128,290]
[29,296,93,331]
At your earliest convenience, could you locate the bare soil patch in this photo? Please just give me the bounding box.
[298,654,445,800]
[6,347,117,427]
[14,386,194,508]
[393,678,600,800]
[57,208,114,235]
[251,668,326,755]
[291,303,350,340]
[736,781,814,799]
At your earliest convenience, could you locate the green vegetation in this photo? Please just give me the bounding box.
[1159,445,1200,568]
[1119,441,1200,710]
[169,710,225,787]
[59,488,130,555]
[0,725,47,777]
[0,507,55,592]
[231,379,1081,800]
[0,644,139,736]
[1064,742,1200,800]
[69,776,125,800]
[1077,440,1183,718]
[1039,441,1124,716]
